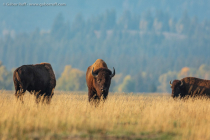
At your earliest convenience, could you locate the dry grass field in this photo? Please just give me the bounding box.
[0,90,210,140]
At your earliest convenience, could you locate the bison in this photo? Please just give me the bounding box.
[86,59,115,102]
[170,77,210,98]
[13,63,56,103]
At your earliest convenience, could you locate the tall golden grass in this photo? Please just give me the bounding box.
[0,90,210,140]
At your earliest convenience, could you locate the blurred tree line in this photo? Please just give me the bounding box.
[0,61,13,90]
[158,65,210,93]
[0,10,210,92]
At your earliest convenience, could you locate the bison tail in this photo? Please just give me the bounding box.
[13,69,20,91]
[13,69,21,85]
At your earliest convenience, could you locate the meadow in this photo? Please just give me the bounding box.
[0,90,210,140]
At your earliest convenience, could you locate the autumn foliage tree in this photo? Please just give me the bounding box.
[57,65,87,91]
[0,61,13,90]
[158,65,210,93]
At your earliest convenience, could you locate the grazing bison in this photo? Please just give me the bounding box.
[86,59,115,102]
[13,63,56,103]
[170,77,210,98]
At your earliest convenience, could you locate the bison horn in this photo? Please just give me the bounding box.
[180,81,183,86]
[169,80,172,86]
[110,67,115,78]
[92,67,98,77]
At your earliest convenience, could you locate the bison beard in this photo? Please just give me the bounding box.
[13,63,56,104]
[86,59,115,103]
[170,77,210,98]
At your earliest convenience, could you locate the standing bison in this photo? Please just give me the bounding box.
[170,77,210,98]
[13,63,56,103]
[86,59,115,102]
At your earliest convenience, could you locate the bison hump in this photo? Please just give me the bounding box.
[92,59,108,70]
[39,62,51,66]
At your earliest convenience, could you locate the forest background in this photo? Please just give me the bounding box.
[1,0,210,93]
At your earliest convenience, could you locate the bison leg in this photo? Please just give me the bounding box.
[15,88,26,103]
[14,82,21,100]
[88,90,102,107]
[35,95,41,104]
[102,93,108,101]
[43,95,51,104]
[88,89,97,102]
[15,90,20,100]
[88,93,95,102]
[14,86,20,99]
[34,90,42,104]
[46,90,54,104]
[42,90,54,104]
[35,94,43,104]
[15,81,29,103]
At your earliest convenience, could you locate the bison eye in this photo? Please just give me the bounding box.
[97,79,101,83]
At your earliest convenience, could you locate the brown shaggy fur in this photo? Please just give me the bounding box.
[86,59,114,102]
[86,59,107,89]
[13,63,56,104]
[171,77,210,98]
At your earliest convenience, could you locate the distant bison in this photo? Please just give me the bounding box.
[86,59,115,102]
[170,77,210,98]
[13,63,56,103]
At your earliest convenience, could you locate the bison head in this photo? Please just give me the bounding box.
[92,67,115,99]
[170,80,185,98]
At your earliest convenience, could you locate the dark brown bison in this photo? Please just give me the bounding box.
[13,63,56,103]
[86,59,115,102]
[170,77,210,98]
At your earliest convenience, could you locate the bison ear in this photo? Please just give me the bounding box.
[92,67,98,78]
[110,67,115,78]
